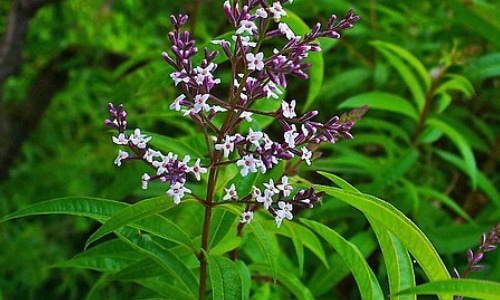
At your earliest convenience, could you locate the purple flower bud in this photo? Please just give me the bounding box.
[300,110,319,122]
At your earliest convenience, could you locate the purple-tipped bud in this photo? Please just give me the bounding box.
[300,110,319,122]
[452,268,461,278]
[327,14,338,29]
[162,51,176,67]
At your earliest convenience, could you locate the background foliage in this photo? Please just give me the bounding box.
[1,0,500,299]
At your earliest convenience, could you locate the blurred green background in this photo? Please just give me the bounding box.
[1,0,500,299]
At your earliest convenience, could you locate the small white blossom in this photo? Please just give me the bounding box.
[114,150,129,166]
[278,22,296,40]
[141,173,150,189]
[170,69,190,86]
[236,20,257,35]
[247,128,263,147]
[284,124,299,148]
[240,210,254,224]
[262,133,274,150]
[223,183,238,200]
[112,133,128,145]
[282,100,296,118]
[211,39,231,46]
[215,135,236,158]
[143,148,162,163]
[130,128,151,149]
[278,201,293,220]
[263,179,280,195]
[255,8,268,19]
[166,182,191,205]
[257,189,274,210]
[277,176,293,197]
[251,185,262,199]
[232,35,257,48]
[301,146,312,165]
[240,111,253,122]
[236,155,258,176]
[246,52,265,71]
[275,210,285,228]
[170,94,186,111]
[193,94,211,113]
[195,63,219,85]
[268,2,287,21]
[186,158,207,181]
[263,81,283,99]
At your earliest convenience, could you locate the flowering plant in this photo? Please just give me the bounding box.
[3,1,500,299]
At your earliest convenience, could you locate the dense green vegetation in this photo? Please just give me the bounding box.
[1,0,500,299]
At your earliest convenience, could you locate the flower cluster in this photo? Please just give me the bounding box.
[452,222,500,299]
[107,0,363,228]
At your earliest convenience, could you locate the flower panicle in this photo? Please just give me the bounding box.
[106,0,364,227]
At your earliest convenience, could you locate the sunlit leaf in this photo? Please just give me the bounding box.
[208,255,243,300]
[395,279,500,299]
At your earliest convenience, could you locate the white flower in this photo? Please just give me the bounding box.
[284,124,299,148]
[278,201,293,220]
[278,22,296,40]
[193,94,211,113]
[240,111,253,122]
[246,52,265,71]
[195,63,218,85]
[141,173,150,189]
[211,39,231,46]
[236,155,258,176]
[301,146,312,165]
[223,183,238,201]
[275,210,285,228]
[170,69,190,86]
[215,135,236,158]
[114,150,129,166]
[263,179,280,195]
[143,148,162,163]
[277,176,293,197]
[256,189,274,210]
[251,185,262,199]
[240,210,254,224]
[170,94,186,111]
[186,158,207,181]
[262,133,274,150]
[236,20,257,35]
[129,128,151,149]
[263,81,283,99]
[166,182,191,205]
[255,8,268,19]
[232,35,257,48]
[268,2,287,21]
[247,128,263,147]
[282,100,296,118]
[112,133,128,145]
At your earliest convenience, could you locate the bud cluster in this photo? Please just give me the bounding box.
[106,0,364,228]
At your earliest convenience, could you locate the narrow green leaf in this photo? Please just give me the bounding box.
[86,196,192,249]
[308,231,378,297]
[209,208,237,250]
[116,227,198,299]
[145,131,205,158]
[317,185,451,286]
[339,92,419,121]
[371,41,427,112]
[317,171,360,193]
[247,219,277,281]
[416,187,473,222]
[208,255,243,300]
[369,219,415,300]
[137,278,198,300]
[55,239,142,272]
[111,257,165,280]
[464,52,500,82]
[301,219,384,300]
[249,264,315,300]
[282,221,305,275]
[395,279,500,299]
[426,117,477,188]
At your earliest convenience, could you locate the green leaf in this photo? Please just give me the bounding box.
[249,263,315,300]
[247,219,277,281]
[301,219,384,300]
[209,208,237,250]
[285,9,324,112]
[426,117,477,188]
[317,185,452,287]
[111,257,165,280]
[307,231,378,297]
[339,92,419,121]
[55,239,142,272]
[116,227,198,299]
[416,187,473,222]
[145,131,206,158]
[86,196,193,249]
[317,171,360,193]
[208,255,243,300]
[464,52,500,82]
[395,279,500,299]
[369,219,415,300]
[371,41,429,112]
